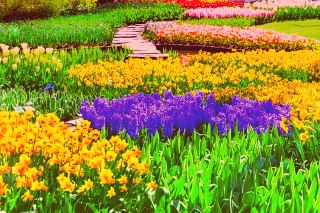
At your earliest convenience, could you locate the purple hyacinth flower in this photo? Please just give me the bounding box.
[81,91,291,138]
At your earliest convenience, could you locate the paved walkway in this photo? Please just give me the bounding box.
[112,24,168,59]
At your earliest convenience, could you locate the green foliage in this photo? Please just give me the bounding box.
[0,0,64,21]
[0,87,132,120]
[1,45,315,119]
[0,89,86,120]
[0,3,183,47]
[274,6,320,21]
[162,48,179,58]
[141,125,320,211]
[182,17,257,28]
[0,47,131,90]
[0,0,98,21]
[0,47,132,119]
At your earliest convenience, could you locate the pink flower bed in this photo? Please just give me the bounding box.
[145,21,318,51]
[183,7,275,19]
[167,0,244,9]
[248,0,320,9]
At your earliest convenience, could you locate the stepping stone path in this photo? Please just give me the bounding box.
[112,24,168,59]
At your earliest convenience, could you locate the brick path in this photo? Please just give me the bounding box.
[112,24,168,59]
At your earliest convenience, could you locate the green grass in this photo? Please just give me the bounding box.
[0,3,183,47]
[258,19,320,40]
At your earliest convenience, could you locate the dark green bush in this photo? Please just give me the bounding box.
[0,0,99,21]
[0,0,66,21]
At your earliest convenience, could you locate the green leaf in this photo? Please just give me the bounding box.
[242,191,256,207]
[190,177,199,204]
[171,200,187,212]
[305,179,318,212]
[8,189,21,211]
[155,187,171,205]
[251,207,260,213]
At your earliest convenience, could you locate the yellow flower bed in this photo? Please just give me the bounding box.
[0,110,156,204]
[210,80,320,129]
[68,57,281,92]
[187,50,320,127]
[68,50,320,128]
[189,49,320,75]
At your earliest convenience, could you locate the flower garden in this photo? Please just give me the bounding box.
[1,0,320,212]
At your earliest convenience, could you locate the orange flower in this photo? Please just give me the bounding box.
[138,161,149,175]
[22,190,34,202]
[0,177,7,196]
[146,180,158,191]
[132,146,142,158]
[88,156,104,170]
[121,185,128,192]
[0,163,11,174]
[23,110,34,120]
[105,150,117,162]
[12,154,31,175]
[31,180,48,191]
[84,179,93,190]
[127,157,139,170]
[0,110,152,203]
[280,118,289,134]
[107,187,116,198]
[133,177,142,184]
[117,175,128,185]
[76,185,86,193]
[99,169,115,185]
[77,179,94,193]
[57,174,75,192]
[299,133,309,142]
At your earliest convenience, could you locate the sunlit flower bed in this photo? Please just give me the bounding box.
[81,91,290,138]
[2,1,320,211]
[188,49,320,80]
[248,0,320,9]
[68,57,279,91]
[167,0,243,8]
[0,43,130,92]
[145,21,318,51]
[69,50,320,129]
[188,51,320,128]
[0,110,156,211]
[183,7,274,19]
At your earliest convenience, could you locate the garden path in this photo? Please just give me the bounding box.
[112,23,168,59]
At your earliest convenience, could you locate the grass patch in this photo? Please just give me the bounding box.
[258,19,320,40]
[0,3,183,48]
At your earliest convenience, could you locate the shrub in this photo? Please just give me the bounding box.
[0,0,98,21]
[0,0,66,21]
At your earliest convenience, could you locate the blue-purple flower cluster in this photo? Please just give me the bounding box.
[80,91,291,138]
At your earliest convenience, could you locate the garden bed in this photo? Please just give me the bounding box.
[145,21,319,51]
[2,0,320,212]
[155,42,243,53]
